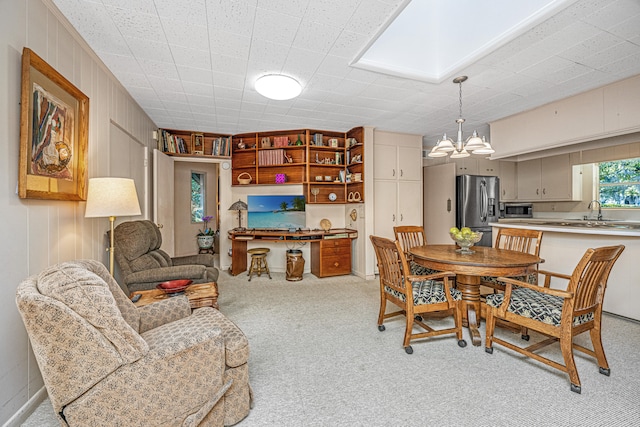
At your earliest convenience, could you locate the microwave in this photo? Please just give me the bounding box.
[500,202,533,218]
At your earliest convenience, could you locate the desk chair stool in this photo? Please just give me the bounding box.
[248,248,271,281]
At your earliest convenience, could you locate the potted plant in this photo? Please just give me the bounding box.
[197,215,216,249]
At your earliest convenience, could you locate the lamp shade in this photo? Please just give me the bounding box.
[228,199,248,211]
[85,177,141,218]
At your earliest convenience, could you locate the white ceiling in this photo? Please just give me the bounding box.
[51,0,640,155]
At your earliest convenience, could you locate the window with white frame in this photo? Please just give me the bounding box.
[597,158,640,208]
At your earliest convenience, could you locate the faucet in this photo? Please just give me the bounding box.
[588,200,602,220]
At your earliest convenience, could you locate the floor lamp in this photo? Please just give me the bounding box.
[85,177,141,276]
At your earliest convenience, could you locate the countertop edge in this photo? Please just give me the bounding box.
[490,221,640,237]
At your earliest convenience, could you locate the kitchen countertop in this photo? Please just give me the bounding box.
[491,219,640,237]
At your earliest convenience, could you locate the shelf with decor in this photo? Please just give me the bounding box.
[158,128,232,158]
[306,129,347,204]
[345,126,364,203]
[230,126,364,205]
[233,130,307,185]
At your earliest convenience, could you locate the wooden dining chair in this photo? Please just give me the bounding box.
[481,227,543,292]
[393,225,439,276]
[480,228,544,339]
[370,235,467,354]
[484,245,625,393]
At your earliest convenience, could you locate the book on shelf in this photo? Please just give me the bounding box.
[212,136,231,157]
[258,149,285,165]
[159,129,188,154]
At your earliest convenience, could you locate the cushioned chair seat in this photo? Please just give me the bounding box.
[409,261,440,277]
[485,287,594,327]
[385,280,462,305]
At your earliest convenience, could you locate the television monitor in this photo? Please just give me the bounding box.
[247,195,306,230]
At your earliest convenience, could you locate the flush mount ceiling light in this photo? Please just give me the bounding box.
[428,76,494,159]
[255,74,302,100]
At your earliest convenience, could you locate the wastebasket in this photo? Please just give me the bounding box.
[286,249,304,281]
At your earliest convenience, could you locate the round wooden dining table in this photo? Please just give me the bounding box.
[409,244,543,346]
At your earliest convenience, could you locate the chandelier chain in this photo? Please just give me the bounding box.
[459,81,463,119]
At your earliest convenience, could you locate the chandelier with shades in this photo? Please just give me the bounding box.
[428,76,494,158]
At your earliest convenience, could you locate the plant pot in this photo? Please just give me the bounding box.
[197,235,214,249]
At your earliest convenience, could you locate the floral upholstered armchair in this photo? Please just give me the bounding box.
[113,220,219,293]
[16,260,252,426]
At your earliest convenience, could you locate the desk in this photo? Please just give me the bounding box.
[228,228,358,277]
[409,245,541,346]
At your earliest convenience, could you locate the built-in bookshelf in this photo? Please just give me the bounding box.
[231,127,364,204]
[158,128,232,158]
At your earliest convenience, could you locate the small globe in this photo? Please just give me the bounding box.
[450,231,483,254]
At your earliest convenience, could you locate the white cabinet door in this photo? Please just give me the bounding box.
[373,144,397,180]
[373,180,398,240]
[515,154,580,201]
[499,161,517,201]
[604,75,640,133]
[454,158,477,175]
[541,154,571,200]
[424,163,456,244]
[516,159,541,200]
[398,146,422,181]
[477,158,499,176]
[398,180,422,226]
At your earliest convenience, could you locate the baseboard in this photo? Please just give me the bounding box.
[2,387,47,427]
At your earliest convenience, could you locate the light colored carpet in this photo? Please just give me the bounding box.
[23,271,640,426]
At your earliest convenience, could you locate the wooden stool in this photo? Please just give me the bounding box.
[247,248,271,281]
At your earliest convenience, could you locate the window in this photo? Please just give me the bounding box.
[597,158,640,208]
[191,172,205,222]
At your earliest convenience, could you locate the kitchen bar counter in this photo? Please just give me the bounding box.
[490,219,639,321]
[490,219,640,237]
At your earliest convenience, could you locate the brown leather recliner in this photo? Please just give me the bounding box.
[113,220,219,293]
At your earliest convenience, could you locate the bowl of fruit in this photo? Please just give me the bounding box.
[449,227,483,254]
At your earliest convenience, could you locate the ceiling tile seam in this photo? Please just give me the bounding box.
[102,1,182,125]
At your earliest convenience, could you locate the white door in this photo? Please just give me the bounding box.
[109,125,148,218]
[153,149,175,256]
[373,180,397,240]
[423,163,456,244]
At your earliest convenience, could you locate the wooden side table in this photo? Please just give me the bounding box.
[131,282,219,310]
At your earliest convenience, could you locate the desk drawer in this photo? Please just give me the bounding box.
[319,255,351,276]
[322,238,350,254]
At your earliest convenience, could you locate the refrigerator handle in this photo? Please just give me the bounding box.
[447,198,451,212]
[480,180,488,222]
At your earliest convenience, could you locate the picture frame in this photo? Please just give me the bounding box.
[191,133,204,154]
[19,47,89,201]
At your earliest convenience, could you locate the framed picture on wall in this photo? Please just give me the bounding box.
[191,133,204,154]
[18,47,89,201]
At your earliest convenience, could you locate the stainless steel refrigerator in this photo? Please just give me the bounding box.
[456,175,500,247]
